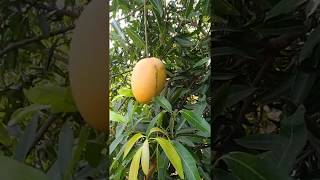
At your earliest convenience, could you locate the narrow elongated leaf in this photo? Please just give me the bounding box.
[14,113,39,161]
[154,96,172,112]
[226,85,256,108]
[173,141,201,180]
[23,85,77,112]
[155,137,184,179]
[9,104,50,126]
[57,121,74,177]
[222,152,292,180]
[126,28,145,50]
[266,0,306,20]
[110,134,126,155]
[180,109,210,134]
[0,122,11,146]
[150,0,163,17]
[148,127,168,137]
[157,150,169,180]
[110,111,126,123]
[123,133,144,159]
[141,139,150,175]
[0,156,48,180]
[128,147,142,180]
[299,25,320,63]
[146,111,164,134]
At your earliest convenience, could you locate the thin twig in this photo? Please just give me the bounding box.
[0,25,75,57]
[144,0,149,57]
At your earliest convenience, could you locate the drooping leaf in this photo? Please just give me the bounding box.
[9,104,50,126]
[123,133,144,159]
[180,109,210,134]
[0,156,48,180]
[154,96,172,112]
[110,111,126,123]
[126,27,145,50]
[173,141,201,180]
[141,139,150,175]
[128,147,142,180]
[155,137,184,179]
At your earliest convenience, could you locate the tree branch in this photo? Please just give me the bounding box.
[0,25,75,57]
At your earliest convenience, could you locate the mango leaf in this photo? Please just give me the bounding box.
[154,96,172,112]
[175,37,194,47]
[157,150,169,180]
[193,57,210,68]
[214,0,240,16]
[126,28,145,50]
[214,81,231,119]
[0,156,49,180]
[299,25,320,63]
[110,111,126,123]
[226,85,256,108]
[180,109,210,134]
[123,133,144,159]
[306,0,320,18]
[221,152,292,180]
[236,106,306,173]
[266,0,306,20]
[9,104,50,126]
[14,114,39,161]
[146,111,165,134]
[128,147,142,180]
[173,141,201,180]
[24,84,77,112]
[155,137,184,179]
[148,127,168,137]
[213,169,239,180]
[0,122,11,146]
[110,134,126,155]
[141,139,150,175]
[118,87,134,97]
[150,0,163,17]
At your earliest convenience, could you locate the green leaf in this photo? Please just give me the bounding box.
[118,87,134,97]
[193,57,210,68]
[226,85,256,108]
[126,28,145,50]
[299,25,320,63]
[180,109,210,134]
[128,147,142,180]
[0,122,11,146]
[155,137,184,179]
[157,150,169,180]
[150,0,163,17]
[214,81,231,119]
[0,156,48,180]
[23,84,77,113]
[148,127,168,137]
[173,141,201,180]
[146,111,165,134]
[266,0,306,20]
[85,141,104,168]
[9,104,50,126]
[123,133,144,159]
[175,37,194,47]
[14,114,39,161]
[57,121,73,177]
[154,96,172,112]
[221,152,292,180]
[185,0,194,18]
[213,168,241,180]
[110,134,126,155]
[141,139,150,175]
[110,111,126,123]
[214,0,240,16]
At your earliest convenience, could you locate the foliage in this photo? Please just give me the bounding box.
[213,0,320,179]
[0,0,107,179]
[109,0,211,179]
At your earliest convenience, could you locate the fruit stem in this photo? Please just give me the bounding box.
[144,0,149,57]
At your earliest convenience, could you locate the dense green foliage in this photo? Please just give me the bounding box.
[0,1,107,179]
[213,0,320,179]
[109,0,211,179]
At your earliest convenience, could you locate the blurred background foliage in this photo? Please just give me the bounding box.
[213,0,320,179]
[109,0,211,179]
[0,0,108,179]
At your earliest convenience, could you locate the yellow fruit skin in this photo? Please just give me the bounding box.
[131,57,166,103]
[68,0,108,132]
